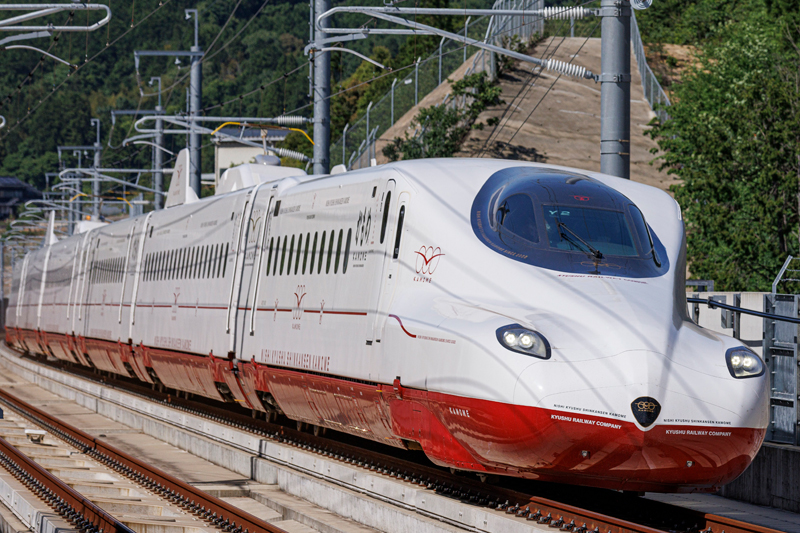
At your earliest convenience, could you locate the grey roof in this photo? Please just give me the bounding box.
[213,126,291,143]
[0,176,42,194]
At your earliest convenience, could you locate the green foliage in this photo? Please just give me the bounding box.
[634,0,756,45]
[382,72,503,161]
[648,17,800,290]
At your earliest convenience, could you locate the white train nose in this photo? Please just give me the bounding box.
[504,349,769,490]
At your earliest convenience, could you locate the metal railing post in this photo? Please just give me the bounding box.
[366,101,373,155]
[415,57,420,106]
[464,17,471,63]
[438,37,444,85]
[342,123,349,166]
[391,79,397,124]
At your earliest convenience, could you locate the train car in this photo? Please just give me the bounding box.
[5,154,769,493]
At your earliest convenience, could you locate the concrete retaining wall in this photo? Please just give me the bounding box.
[718,443,800,514]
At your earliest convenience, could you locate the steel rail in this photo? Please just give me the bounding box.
[0,387,287,533]
[0,434,132,533]
[1,346,786,533]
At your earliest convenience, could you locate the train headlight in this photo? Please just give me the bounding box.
[725,347,764,379]
[496,324,550,359]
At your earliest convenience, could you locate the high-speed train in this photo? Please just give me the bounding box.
[5,155,768,493]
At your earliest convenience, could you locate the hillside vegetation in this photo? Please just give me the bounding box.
[636,0,800,291]
[0,0,469,185]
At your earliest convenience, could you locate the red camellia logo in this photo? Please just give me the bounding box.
[414,246,445,275]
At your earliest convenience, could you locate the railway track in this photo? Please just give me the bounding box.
[0,379,287,533]
[0,346,785,533]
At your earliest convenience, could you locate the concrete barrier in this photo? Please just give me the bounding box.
[718,443,800,514]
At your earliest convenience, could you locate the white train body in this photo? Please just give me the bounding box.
[6,158,768,492]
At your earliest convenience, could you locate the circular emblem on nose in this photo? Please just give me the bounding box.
[631,396,661,428]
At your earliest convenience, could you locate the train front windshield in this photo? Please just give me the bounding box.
[472,167,670,278]
[541,206,638,257]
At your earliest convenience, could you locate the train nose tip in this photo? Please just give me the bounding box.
[630,395,662,428]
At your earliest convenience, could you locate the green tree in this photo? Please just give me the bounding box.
[648,18,800,290]
[383,72,502,161]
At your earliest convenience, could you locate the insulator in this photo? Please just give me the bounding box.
[543,59,588,79]
[539,6,589,20]
[269,116,310,127]
[268,147,310,163]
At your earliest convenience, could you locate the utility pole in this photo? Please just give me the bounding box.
[599,0,631,180]
[186,9,203,195]
[312,0,331,175]
[110,108,159,211]
[151,77,165,210]
[90,118,102,218]
[134,11,203,198]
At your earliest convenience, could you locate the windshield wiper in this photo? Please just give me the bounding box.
[557,222,603,261]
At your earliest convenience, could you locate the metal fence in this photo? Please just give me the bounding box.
[331,0,545,169]
[333,3,671,169]
[631,10,670,124]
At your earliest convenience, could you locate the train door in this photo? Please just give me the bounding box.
[117,219,140,338]
[243,192,276,347]
[35,240,54,331]
[226,182,273,358]
[127,212,154,340]
[365,179,395,345]
[374,192,408,344]
[69,232,93,333]
[76,233,100,338]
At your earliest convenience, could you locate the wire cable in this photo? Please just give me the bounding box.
[500,19,599,149]
[0,0,174,140]
[474,1,597,157]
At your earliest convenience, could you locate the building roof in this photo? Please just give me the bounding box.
[0,176,42,195]
[213,126,291,144]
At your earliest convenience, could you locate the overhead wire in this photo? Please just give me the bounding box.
[0,0,175,140]
[1,11,74,113]
[499,19,600,149]
[159,0,271,110]
[474,0,598,157]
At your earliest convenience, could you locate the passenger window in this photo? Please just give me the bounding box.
[318,231,326,273]
[222,243,229,277]
[393,205,405,259]
[212,244,219,278]
[309,232,318,274]
[193,246,200,278]
[266,238,274,277]
[343,229,352,274]
[180,248,189,279]
[326,230,335,273]
[279,236,287,275]
[272,237,280,276]
[302,232,310,274]
[294,234,302,275]
[287,235,295,274]
[216,244,224,277]
[380,191,391,244]
[204,245,211,278]
[334,229,343,273]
